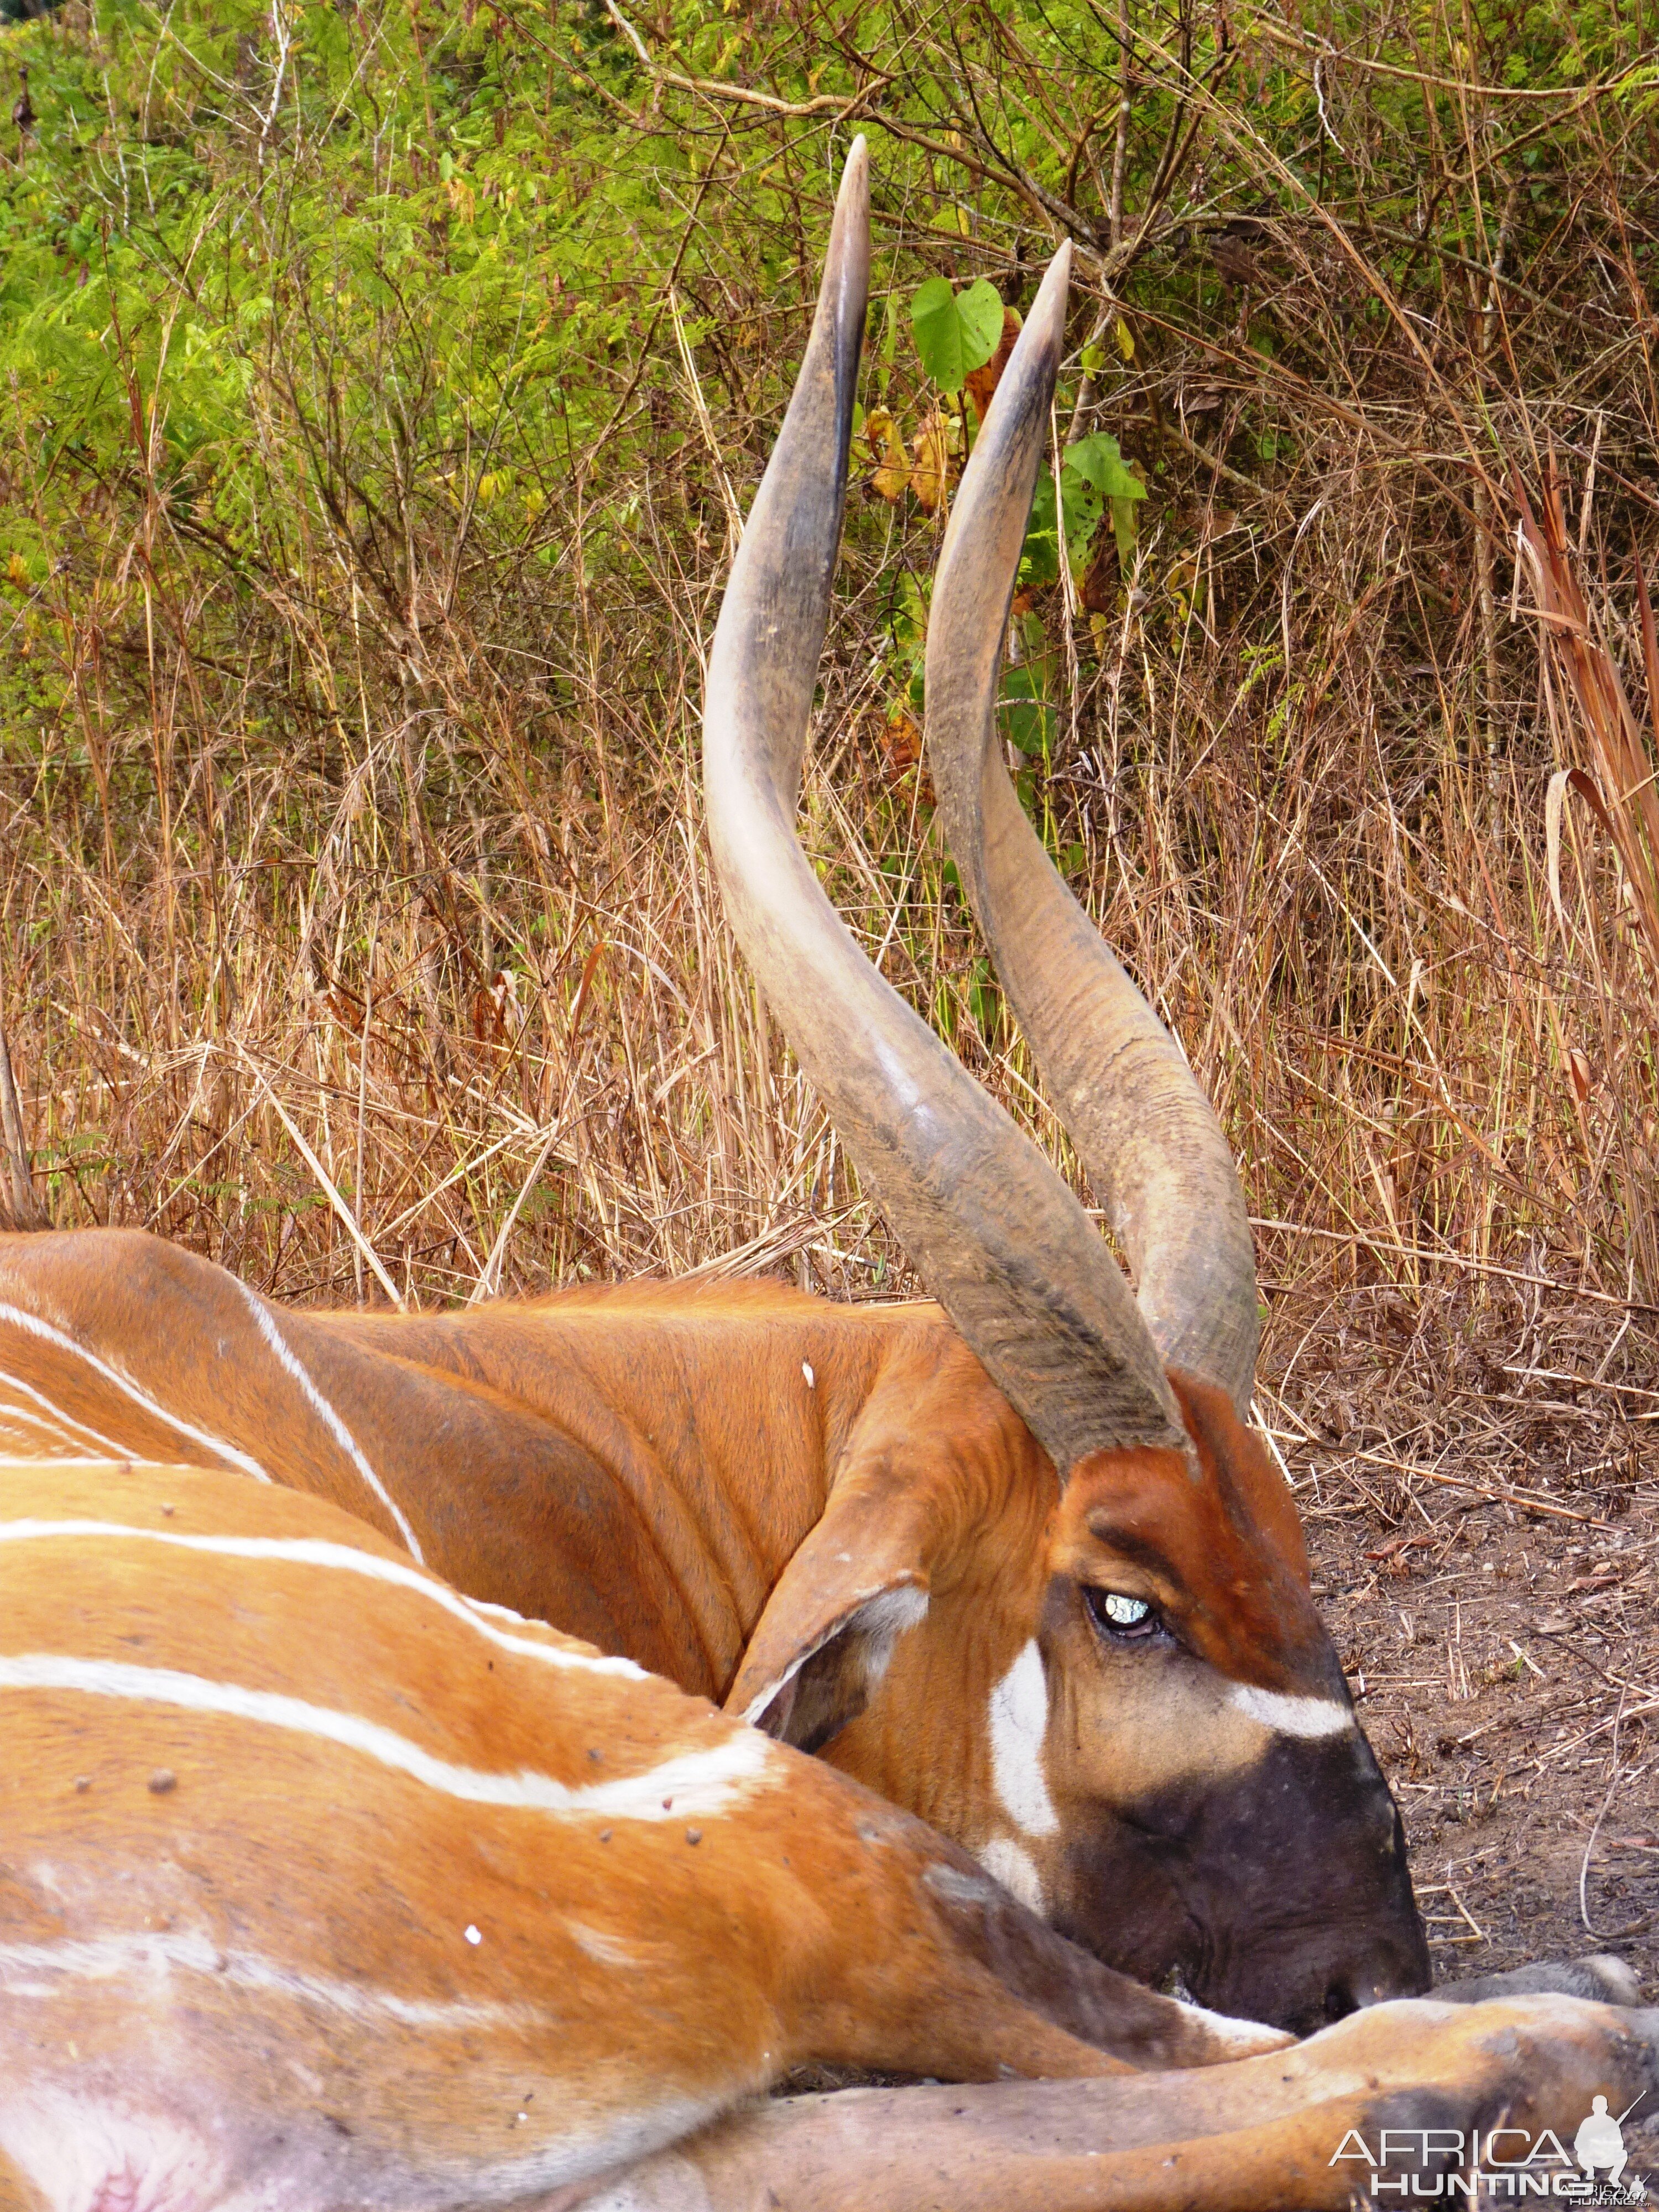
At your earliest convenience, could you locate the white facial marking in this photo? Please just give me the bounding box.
[977,1834,1045,1915]
[0,1303,272,1483]
[0,1519,646,1679]
[1228,1684,1354,1739]
[0,1652,775,1820]
[987,1639,1060,1838]
[229,1280,425,1563]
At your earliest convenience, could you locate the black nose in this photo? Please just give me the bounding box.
[1183,1729,1432,2033]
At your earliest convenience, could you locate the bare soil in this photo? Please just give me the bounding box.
[1269,1276,1659,1993]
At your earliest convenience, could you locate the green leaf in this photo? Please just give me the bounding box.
[911,275,1003,390]
[1000,664,1054,760]
[877,292,899,399]
[1020,462,1059,587]
[955,279,1004,369]
[1064,431,1144,504]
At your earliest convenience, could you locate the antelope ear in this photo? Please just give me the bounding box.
[725,1484,937,1755]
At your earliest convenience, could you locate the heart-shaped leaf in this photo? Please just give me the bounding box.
[911,276,1005,391]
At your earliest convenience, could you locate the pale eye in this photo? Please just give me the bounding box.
[1084,1586,1163,1644]
[1100,1592,1150,1627]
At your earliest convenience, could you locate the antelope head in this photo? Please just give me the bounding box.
[703,140,1429,2035]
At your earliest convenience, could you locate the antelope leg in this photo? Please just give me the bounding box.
[578,1995,1659,2212]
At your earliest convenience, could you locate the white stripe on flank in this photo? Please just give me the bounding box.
[0,1405,96,1446]
[0,1368,135,1460]
[1228,1683,1354,1739]
[0,1652,775,1818]
[0,1519,644,1679]
[0,1305,271,1484]
[228,1280,424,1563]
[0,1458,174,1469]
[0,1930,549,2031]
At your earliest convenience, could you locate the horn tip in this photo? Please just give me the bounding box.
[1029,241,1072,352]
[839,135,870,212]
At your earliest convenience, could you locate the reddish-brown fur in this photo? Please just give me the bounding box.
[1059,1371,1326,1693]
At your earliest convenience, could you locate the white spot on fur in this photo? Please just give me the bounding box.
[568,1922,642,1970]
[987,1639,1059,1837]
[801,1362,815,1388]
[977,1834,1045,1914]
[0,1519,646,1680]
[1228,1684,1354,1739]
[229,1280,425,1563]
[0,1305,272,1484]
[0,1652,776,1820]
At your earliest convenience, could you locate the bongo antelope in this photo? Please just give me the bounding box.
[0,139,1426,2040]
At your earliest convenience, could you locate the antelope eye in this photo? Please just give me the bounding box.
[1085,1587,1159,1639]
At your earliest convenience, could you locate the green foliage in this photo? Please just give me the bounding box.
[909,276,1003,393]
[0,0,1652,1029]
[1020,434,1145,589]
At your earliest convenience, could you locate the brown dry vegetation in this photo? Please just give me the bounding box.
[2,0,1658,1984]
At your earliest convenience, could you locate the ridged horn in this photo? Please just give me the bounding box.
[925,254,1259,1417]
[703,143,1187,1472]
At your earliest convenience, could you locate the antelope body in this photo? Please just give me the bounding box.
[0,1452,1653,2212]
[0,1455,1271,2211]
[0,1236,1423,2032]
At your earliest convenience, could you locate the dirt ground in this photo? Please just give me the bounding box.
[1266,1274,1659,1987]
[1266,1267,1659,2167]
